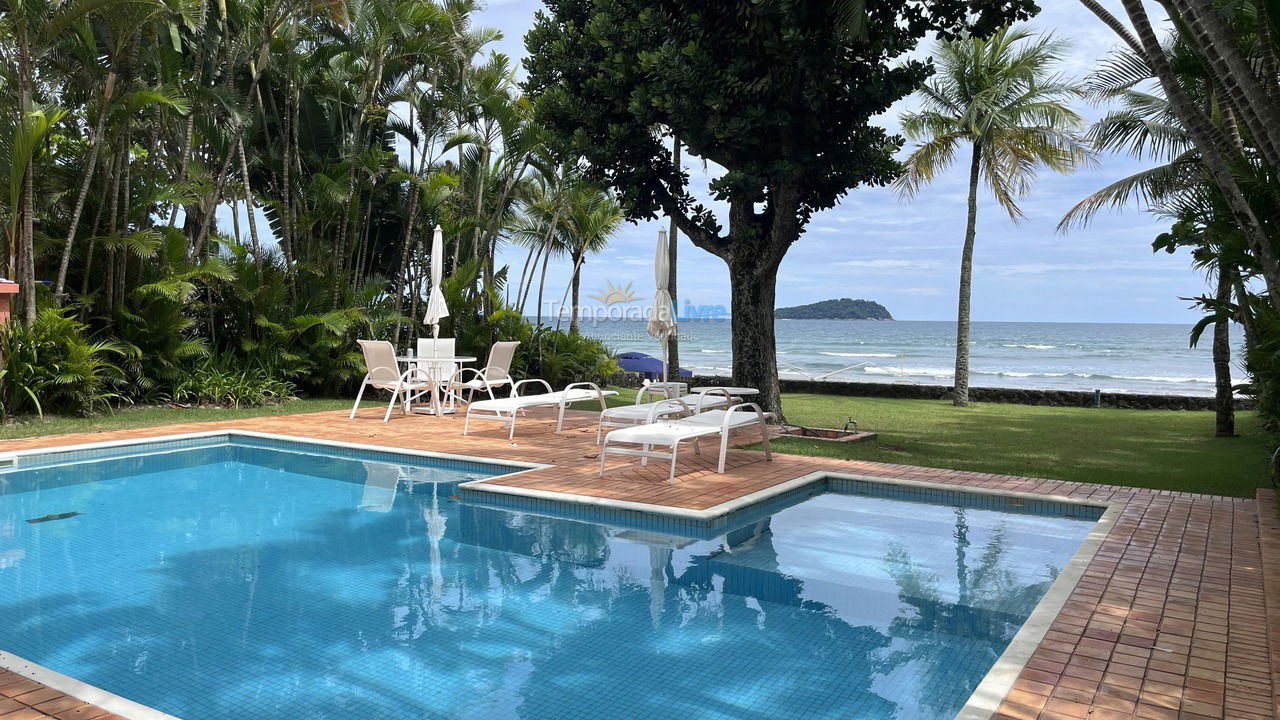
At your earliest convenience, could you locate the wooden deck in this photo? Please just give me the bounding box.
[0,407,1277,720]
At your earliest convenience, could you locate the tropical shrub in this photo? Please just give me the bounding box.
[0,308,125,417]
[438,259,618,387]
[171,359,297,409]
[517,326,618,388]
[212,246,402,396]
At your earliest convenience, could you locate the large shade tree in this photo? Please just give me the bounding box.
[523,0,1037,413]
[896,26,1090,406]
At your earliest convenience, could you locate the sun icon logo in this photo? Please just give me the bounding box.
[590,280,639,305]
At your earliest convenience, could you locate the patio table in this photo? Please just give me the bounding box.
[397,355,476,416]
[691,386,759,396]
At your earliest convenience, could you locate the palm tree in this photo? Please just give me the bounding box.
[1061,38,1248,437]
[1077,0,1280,309]
[896,26,1090,406]
[556,184,623,334]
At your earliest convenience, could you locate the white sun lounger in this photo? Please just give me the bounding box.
[598,403,774,482]
[595,387,737,443]
[464,380,617,440]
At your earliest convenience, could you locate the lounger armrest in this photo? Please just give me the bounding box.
[512,378,554,397]
[723,402,770,432]
[635,383,657,405]
[646,397,691,423]
[696,387,734,412]
[564,381,605,397]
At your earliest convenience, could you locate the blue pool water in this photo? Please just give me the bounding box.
[0,437,1101,719]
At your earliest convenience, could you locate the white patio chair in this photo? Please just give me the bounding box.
[464,380,617,440]
[446,340,520,404]
[598,402,774,482]
[350,340,432,422]
[357,461,399,513]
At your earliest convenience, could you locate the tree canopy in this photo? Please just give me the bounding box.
[524,0,1038,412]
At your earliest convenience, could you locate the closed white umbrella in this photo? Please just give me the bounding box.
[424,226,449,339]
[646,228,676,381]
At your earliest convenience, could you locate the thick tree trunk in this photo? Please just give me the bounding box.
[667,138,681,378]
[1212,267,1235,437]
[727,250,783,416]
[953,143,982,407]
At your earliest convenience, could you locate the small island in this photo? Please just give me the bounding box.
[775,298,893,320]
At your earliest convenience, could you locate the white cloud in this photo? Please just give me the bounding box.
[838,259,941,271]
[982,260,1176,276]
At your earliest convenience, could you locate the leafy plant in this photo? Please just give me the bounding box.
[171,359,297,409]
[0,308,125,417]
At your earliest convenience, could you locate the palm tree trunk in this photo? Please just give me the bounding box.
[535,243,552,327]
[115,122,132,309]
[554,249,586,333]
[570,256,582,335]
[514,242,537,310]
[1212,266,1234,436]
[1168,0,1280,167]
[953,143,981,407]
[520,204,563,311]
[80,158,109,300]
[237,138,263,283]
[474,144,491,313]
[193,60,268,259]
[16,27,36,321]
[103,140,124,313]
[1114,0,1280,311]
[54,72,114,301]
[1230,268,1257,353]
[20,157,35,322]
[392,188,420,346]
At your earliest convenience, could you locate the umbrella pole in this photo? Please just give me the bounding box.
[662,335,668,383]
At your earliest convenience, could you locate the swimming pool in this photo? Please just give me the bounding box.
[0,433,1107,719]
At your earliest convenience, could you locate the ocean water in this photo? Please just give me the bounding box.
[0,438,1100,720]
[575,319,1243,397]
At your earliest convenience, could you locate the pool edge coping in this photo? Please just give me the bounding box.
[0,429,553,479]
[0,430,1119,720]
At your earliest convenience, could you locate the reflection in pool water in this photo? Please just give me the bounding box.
[0,441,1098,719]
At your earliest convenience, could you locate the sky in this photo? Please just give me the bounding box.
[475,0,1209,325]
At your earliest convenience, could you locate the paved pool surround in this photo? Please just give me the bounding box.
[0,407,1276,720]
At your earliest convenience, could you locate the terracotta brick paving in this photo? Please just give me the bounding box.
[0,407,1277,720]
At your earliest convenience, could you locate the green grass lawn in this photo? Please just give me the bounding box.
[4,390,1271,497]
[773,393,1269,496]
[602,388,1272,497]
